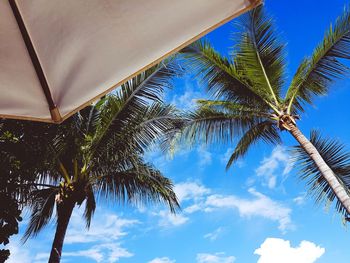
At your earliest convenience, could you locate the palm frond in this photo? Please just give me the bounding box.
[91,102,182,169]
[180,104,262,146]
[180,41,273,109]
[293,130,350,217]
[196,99,272,117]
[23,188,58,242]
[226,121,281,170]
[233,6,286,107]
[90,60,182,160]
[286,7,350,113]
[83,186,96,229]
[94,161,180,213]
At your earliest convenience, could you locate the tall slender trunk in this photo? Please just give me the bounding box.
[288,124,350,214]
[48,200,75,263]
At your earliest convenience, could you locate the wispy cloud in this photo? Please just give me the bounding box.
[65,211,139,244]
[174,181,211,203]
[149,181,209,228]
[155,210,189,227]
[255,146,293,189]
[148,257,176,263]
[170,78,203,111]
[6,243,31,263]
[197,146,213,167]
[163,181,293,232]
[196,252,236,263]
[12,207,139,263]
[204,227,224,241]
[220,148,245,168]
[63,243,133,263]
[205,188,293,233]
[293,193,307,206]
[254,238,325,263]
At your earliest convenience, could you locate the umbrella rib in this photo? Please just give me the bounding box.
[8,0,62,123]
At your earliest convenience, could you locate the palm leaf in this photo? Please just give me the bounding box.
[23,187,58,242]
[180,103,262,146]
[181,41,273,109]
[286,7,350,113]
[233,6,286,107]
[91,60,182,160]
[293,130,350,217]
[226,121,281,170]
[83,186,96,229]
[94,160,179,213]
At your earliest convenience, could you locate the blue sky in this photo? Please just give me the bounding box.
[8,0,350,262]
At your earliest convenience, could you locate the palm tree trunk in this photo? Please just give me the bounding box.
[288,124,350,214]
[48,200,75,263]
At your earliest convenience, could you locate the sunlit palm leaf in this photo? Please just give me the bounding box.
[234,6,286,106]
[181,41,271,109]
[286,7,350,113]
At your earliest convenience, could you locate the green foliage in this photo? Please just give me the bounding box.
[0,120,58,260]
[286,6,350,113]
[23,61,182,241]
[178,5,350,170]
[233,6,286,106]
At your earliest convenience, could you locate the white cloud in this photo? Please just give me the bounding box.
[254,238,325,263]
[293,193,306,206]
[63,243,133,263]
[174,181,211,203]
[184,204,203,214]
[19,208,139,262]
[148,257,176,263]
[156,210,189,227]
[204,227,224,241]
[197,252,235,263]
[171,88,202,110]
[6,243,31,263]
[65,211,139,244]
[152,181,209,228]
[161,181,294,232]
[205,188,293,232]
[255,146,293,189]
[221,148,245,168]
[197,146,213,167]
[154,180,293,232]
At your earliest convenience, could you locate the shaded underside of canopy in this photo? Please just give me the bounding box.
[0,0,260,123]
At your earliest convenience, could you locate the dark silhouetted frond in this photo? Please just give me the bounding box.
[226,121,281,170]
[23,187,58,242]
[293,130,350,217]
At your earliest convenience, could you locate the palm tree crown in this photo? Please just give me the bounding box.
[23,61,183,262]
[178,6,350,217]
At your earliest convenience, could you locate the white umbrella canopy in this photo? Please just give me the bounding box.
[1,0,260,123]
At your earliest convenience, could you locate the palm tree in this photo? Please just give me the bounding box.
[23,62,182,263]
[178,6,350,217]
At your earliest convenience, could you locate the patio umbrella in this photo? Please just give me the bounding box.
[1,0,261,123]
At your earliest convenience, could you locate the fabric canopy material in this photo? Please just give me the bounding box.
[1,0,260,123]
